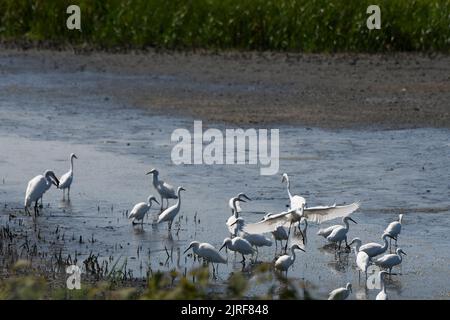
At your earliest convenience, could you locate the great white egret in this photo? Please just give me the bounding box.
[359,233,396,259]
[374,248,406,275]
[281,173,305,210]
[384,214,404,248]
[325,217,357,250]
[274,244,305,273]
[157,186,185,230]
[146,168,177,210]
[24,170,59,216]
[228,193,251,214]
[226,197,246,235]
[375,271,389,300]
[349,238,370,280]
[328,283,352,300]
[220,237,254,263]
[128,195,159,225]
[58,153,78,200]
[184,241,227,275]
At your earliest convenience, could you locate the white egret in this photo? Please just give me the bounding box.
[58,153,78,200]
[326,216,357,250]
[220,237,254,263]
[231,218,272,253]
[359,233,397,259]
[349,238,370,280]
[281,173,306,210]
[24,170,59,216]
[374,248,406,275]
[184,241,227,275]
[146,168,177,210]
[328,283,352,300]
[274,244,305,273]
[128,195,159,225]
[384,214,404,248]
[317,225,340,239]
[157,186,185,230]
[375,271,389,300]
[226,197,247,235]
[228,193,251,214]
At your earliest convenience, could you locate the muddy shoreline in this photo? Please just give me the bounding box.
[1,48,449,129]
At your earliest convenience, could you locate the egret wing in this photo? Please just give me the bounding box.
[243,210,293,234]
[304,201,360,224]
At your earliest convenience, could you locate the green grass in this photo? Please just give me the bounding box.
[0,0,449,52]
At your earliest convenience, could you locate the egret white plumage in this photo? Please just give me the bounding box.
[146,168,177,210]
[326,216,357,250]
[231,218,272,252]
[374,248,406,275]
[281,173,305,210]
[157,186,185,230]
[184,241,227,274]
[349,238,370,280]
[384,214,404,248]
[226,197,246,235]
[317,225,340,239]
[359,233,396,259]
[375,271,389,300]
[228,193,251,214]
[24,170,59,216]
[128,195,159,225]
[58,153,78,200]
[220,237,254,262]
[328,283,352,300]
[274,244,305,273]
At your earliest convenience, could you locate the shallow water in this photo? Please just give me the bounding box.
[0,67,449,299]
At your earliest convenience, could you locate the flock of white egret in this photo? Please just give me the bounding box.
[23,155,406,300]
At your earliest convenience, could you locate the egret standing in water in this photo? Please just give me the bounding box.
[24,170,59,216]
[146,168,177,210]
[128,195,159,225]
[274,244,305,274]
[157,186,185,230]
[374,248,406,275]
[231,218,272,259]
[226,197,247,236]
[384,214,404,249]
[220,237,254,263]
[58,153,78,200]
[376,271,389,300]
[184,241,227,275]
[326,216,357,250]
[359,233,397,259]
[349,238,370,281]
[328,283,352,300]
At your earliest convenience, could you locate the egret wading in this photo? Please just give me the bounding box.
[24,170,59,216]
[184,241,227,275]
[374,248,406,275]
[376,271,389,300]
[231,218,272,260]
[263,213,289,250]
[220,237,254,263]
[328,283,352,300]
[325,216,357,250]
[384,214,404,249]
[128,195,159,225]
[157,186,185,230]
[359,233,397,259]
[226,197,247,236]
[146,168,178,210]
[349,238,370,281]
[58,153,78,200]
[274,244,305,274]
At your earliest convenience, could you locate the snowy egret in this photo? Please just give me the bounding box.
[374,248,406,275]
[184,241,227,275]
[328,283,352,300]
[359,233,397,259]
[228,193,251,214]
[226,197,246,235]
[157,186,185,230]
[58,153,78,200]
[24,170,59,216]
[128,195,159,225]
[375,271,389,300]
[384,214,404,248]
[231,218,272,253]
[325,217,357,250]
[146,168,177,210]
[219,237,254,263]
[274,244,305,273]
[349,238,370,280]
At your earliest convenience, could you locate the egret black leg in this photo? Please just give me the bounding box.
[34,200,39,217]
